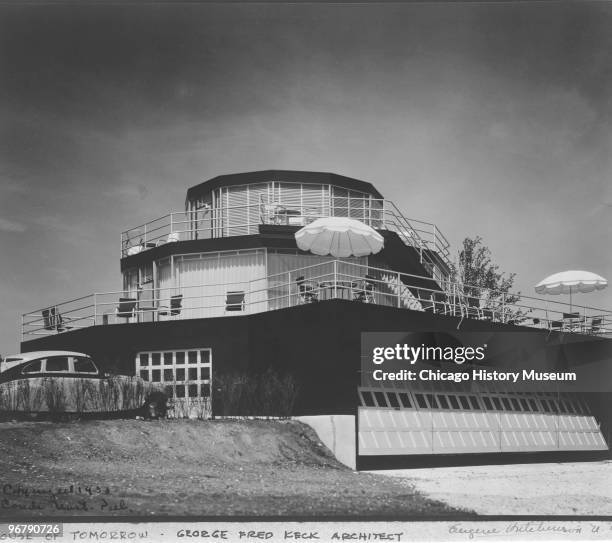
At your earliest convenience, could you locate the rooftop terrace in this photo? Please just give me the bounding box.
[120,198,452,275]
[22,260,612,341]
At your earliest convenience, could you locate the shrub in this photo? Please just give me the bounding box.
[214,369,299,418]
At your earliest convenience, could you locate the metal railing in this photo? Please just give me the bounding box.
[120,198,452,270]
[21,260,611,340]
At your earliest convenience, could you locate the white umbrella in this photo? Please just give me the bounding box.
[535,270,608,311]
[295,217,384,257]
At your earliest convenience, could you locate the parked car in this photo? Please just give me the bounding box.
[0,350,165,415]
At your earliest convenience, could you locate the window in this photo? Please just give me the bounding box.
[46,357,69,373]
[448,395,460,409]
[74,358,97,374]
[360,391,376,407]
[387,393,400,409]
[22,360,42,374]
[373,392,387,407]
[459,396,470,409]
[398,392,412,408]
[437,395,450,409]
[415,394,428,409]
[468,396,481,410]
[135,348,212,401]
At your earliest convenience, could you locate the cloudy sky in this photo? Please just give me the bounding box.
[1,2,610,353]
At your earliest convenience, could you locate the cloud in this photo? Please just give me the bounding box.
[0,218,26,233]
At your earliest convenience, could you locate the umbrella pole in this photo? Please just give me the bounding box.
[569,287,572,313]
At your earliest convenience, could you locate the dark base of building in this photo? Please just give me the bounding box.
[357,449,611,470]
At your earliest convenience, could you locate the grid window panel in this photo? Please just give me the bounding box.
[135,348,213,401]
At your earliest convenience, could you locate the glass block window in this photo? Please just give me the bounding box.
[135,348,212,400]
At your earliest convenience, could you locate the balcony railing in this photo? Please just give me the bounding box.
[21,260,611,340]
[120,199,452,271]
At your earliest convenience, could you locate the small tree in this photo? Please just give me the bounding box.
[451,236,528,322]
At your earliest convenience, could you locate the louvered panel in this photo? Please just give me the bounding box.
[332,187,349,217]
[301,184,329,220]
[348,190,369,222]
[358,401,609,457]
[278,183,302,206]
[223,187,250,236]
[246,183,269,232]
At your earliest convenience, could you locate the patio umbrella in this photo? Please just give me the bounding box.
[295,217,384,257]
[534,270,608,311]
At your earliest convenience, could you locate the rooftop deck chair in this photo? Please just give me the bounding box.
[421,292,437,313]
[296,276,318,303]
[225,291,246,312]
[42,306,72,332]
[550,320,564,332]
[353,275,376,303]
[117,297,137,321]
[42,307,55,331]
[563,312,582,332]
[158,294,183,318]
[589,317,603,335]
[480,308,495,321]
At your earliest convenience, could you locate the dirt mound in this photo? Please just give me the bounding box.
[0,419,341,469]
[0,419,468,517]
